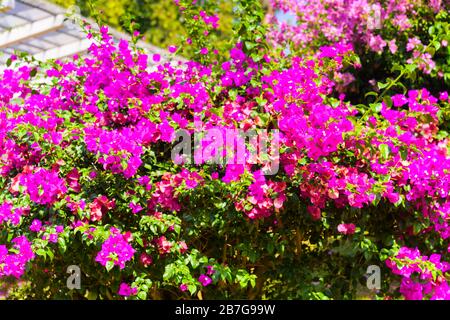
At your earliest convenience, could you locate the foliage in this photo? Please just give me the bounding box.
[268,0,450,103]
[50,0,234,59]
[0,0,449,300]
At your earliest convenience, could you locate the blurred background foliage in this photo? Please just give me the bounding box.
[49,0,240,58]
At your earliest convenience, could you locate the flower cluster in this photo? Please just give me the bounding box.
[0,202,28,226]
[95,228,135,270]
[267,0,449,77]
[0,4,449,299]
[235,170,286,219]
[89,195,116,222]
[0,236,35,278]
[12,167,67,205]
[386,247,450,300]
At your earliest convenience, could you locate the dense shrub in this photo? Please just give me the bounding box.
[0,0,449,300]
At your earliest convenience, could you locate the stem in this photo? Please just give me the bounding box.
[359,38,435,124]
[374,70,405,104]
[358,70,405,125]
[295,227,303,256]
[222,235,228,264]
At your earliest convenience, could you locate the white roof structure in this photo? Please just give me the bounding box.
[0,0,171,65]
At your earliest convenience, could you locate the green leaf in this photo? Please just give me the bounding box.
[404,64,417,74]
[85,290,98,300]
[364,91,378,98]
[377,81,389,89]
[370,103,382,113]
[137,291,147,300]
[105,261,115,272]
[267,241,274,254]
[400,148,408,161]
[135,235,144,247]
[433,41,441,51]
[46,249,54,261]
[249,275,256,288]
[36,249,47,257]
[209,107,223,117]
[163,264,175,280]
[188,284,197,295]
[379,144,390,160]
[245,41,257,50]
[58,237,67,253]
[383,96,393,108]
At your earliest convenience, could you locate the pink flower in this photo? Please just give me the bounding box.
[391,94,408,107]
[198,274,212,287]
[307,206,321,220]
[400,278,423,300]
[0,236,35,278]
[48,234,58,243]
[89,201,103,222]
[200,48,209,55]
[139,253,153,267]
[337,223,356,235]
[407,37,421,52]
[152,54,161,62]
[9,174,21,194]
[368,35,386,53]
[95,230,135,270]
[388,39,398,54]
[179,283,188,292]
[206,265,215,275]
[168,45,177,53]
[222,164,244,183]
[67,168,81,192]
[179,241,188,254]
[30,219,42,232]
[156,236,172,255]
[89,196,115,222]
[158,120,175,142]
[100,26,109,34]
[393,14,411,31]
[430,0,443,13]
[18,168,67,205]
[129,202,143,214]
[118,283,137,297]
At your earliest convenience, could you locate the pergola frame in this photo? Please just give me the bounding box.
[0,0,173,64]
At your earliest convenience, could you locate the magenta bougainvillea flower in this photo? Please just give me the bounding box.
[95,229,135,270]
[118,283,137,297]
[0,0,449,300]
[139,253,153,267]
[16,168,67,205]
[337,223,356,235]
[179,283,188,292]
[0,236,35,278]
[198,274,212,287]
[29,219,42,232]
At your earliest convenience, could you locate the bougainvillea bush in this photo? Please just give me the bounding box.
[1,0,450,300]
[268,0,450,105]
